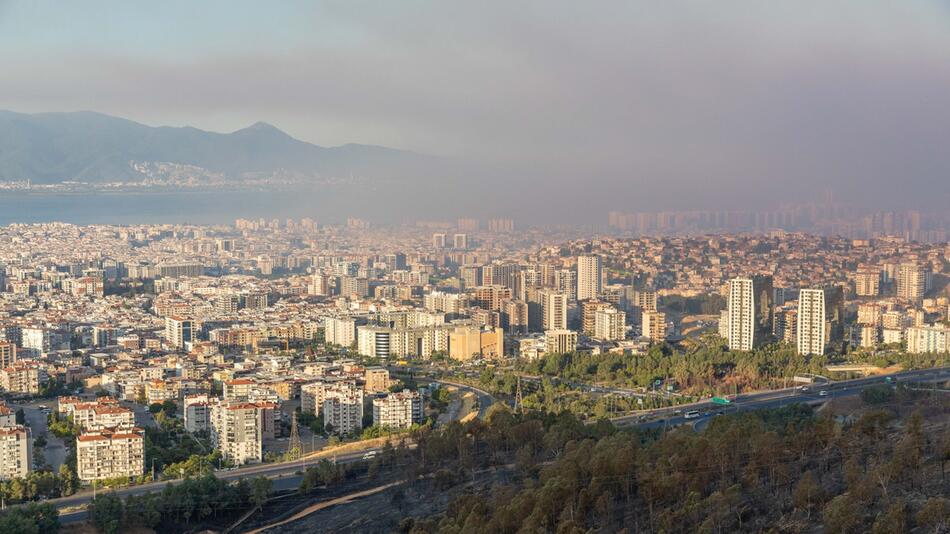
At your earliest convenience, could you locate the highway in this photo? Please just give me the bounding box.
[612,366,950,431]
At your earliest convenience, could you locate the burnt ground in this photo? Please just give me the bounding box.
[248,466,520,534]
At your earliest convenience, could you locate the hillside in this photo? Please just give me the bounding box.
[0,111,432,184]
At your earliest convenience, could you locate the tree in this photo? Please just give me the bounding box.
[860,385,894,405]
[249,476,272,511]
[161,400,178,417]
[822,495,863,534]
[0,502,59,534]
[871,501,906,534]
[792,470,821,516]
[916,497,949,532]
[89,493,125,534]
[57,465,78,497]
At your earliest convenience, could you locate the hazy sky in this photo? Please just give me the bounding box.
[3,1,950,211]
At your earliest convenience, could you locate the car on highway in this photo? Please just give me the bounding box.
[362,451,378,460]
[684,410,701,419]
[819,390,829,397]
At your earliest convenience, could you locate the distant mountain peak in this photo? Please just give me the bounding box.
[236,121,286,135]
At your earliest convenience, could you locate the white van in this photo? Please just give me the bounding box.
[684,410,701,419]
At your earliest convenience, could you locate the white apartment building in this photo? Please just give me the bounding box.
[356,325,449,359]
[540,290,568,331]
[576,255,603,301]
[324,316,357,347]
[897,263,931,302]
[854,270,880,297]
[210,401,266,466]
[593,307,626,341]
[423,291,463,314]
[223,378,256,400]
[797,289,826,356]
[555,269,577,301]
[323,387,364,436]
[164,316,194,350]
[726,276,773,352]
[184,394,211,433]
[0,425,31,480]
[906,325,949,354]
[372,390,423,429]
[76,429,145,482]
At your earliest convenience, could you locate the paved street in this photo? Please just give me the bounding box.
[10,400,67,471]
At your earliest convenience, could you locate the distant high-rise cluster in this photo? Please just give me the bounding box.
[609,206,950,243]
[488,218,515,232]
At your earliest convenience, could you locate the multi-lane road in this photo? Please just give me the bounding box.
[612,366,950,430]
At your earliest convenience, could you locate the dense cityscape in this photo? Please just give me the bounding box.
[0,215,946,531]
[6,1,950,533]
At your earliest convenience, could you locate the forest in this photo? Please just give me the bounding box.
[390,386,950,533]
[514,337,950,396]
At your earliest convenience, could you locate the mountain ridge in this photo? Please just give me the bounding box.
[0,110,431,184]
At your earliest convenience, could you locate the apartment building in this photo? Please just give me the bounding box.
[796,287,844,356]
[364,367,392,393]
[164,316,194,350]
[184,394,211,433]
[577,255,603,301]
[372,390,423,429]
[545,329,578,354]
[540,289,568,331]
[324,316,357,347]
[0,425,31,480]
[223,378,256,400]
[854,269,880,297]
[0,343,15,369]
[640,311,667,342]
[76,429,145,482]
[593,307,627,341]
[726,276,774,351]
[0,361,42,394]
[210,401,267,465]
[323,386,364,436]
[897,263,931,302]
[906,325,949,354]
[447,325,504,361]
